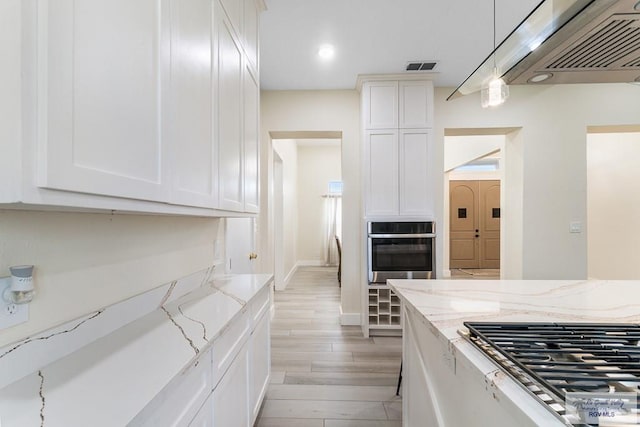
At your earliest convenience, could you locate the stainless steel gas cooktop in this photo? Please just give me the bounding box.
[462,322,640,426]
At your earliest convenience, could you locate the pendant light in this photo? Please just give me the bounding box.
[481,0,509,108]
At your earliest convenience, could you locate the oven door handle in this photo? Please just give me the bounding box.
[368,233,436,238]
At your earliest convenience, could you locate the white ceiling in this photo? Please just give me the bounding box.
[259,0,541,90]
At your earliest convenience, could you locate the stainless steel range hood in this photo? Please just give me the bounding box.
[448,0,640,100]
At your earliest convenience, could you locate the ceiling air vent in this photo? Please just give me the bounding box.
[406,61,437,71]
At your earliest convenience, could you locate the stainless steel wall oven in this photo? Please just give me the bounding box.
[367,221,435,283]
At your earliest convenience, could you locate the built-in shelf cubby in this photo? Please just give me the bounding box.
[368,286,402,329]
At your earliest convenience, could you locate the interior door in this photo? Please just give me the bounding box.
[450,180,500,269]
[450,181,479,268]
[225,217,256,273]
[479,181,501,268]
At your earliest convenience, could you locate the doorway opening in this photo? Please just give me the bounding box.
[271,135,343,290]
[443,128,522,279]
[586,125,640,279]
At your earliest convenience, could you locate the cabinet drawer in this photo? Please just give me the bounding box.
[211,308,250,385]
[131,351,213,427]
[250,286,270,328]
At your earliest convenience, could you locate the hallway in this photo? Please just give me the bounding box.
[256,266,402,427]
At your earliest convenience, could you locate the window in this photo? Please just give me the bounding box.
[328,181,343,195]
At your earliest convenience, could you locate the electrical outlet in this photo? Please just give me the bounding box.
[570,221,582,233]
[0,277,29,330]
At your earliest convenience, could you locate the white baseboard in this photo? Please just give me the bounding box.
[278,264,298,291]
[340,307,361,326]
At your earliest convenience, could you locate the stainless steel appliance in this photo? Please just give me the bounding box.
[463,322,640,425]
[367,221,435,283]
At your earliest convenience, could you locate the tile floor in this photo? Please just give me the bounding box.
[255,266,402,427]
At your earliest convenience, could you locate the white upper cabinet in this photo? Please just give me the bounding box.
[361,79,434,218]
[399,129,431,215]
[169,0,218,208]
[38,0,169,202]
[399,81,434,129]
[243,0,260,71]
[1,0,261,216]
[216,2,245,212]
[364,130,399,217]
[243,65,260,213]
[362,81,399,129]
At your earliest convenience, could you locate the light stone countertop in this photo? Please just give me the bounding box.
[388,279,640,425]
[0,273,273,427]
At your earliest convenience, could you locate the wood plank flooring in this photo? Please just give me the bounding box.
[256,266,402,427]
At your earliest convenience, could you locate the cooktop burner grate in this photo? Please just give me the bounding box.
[463,322,640,426]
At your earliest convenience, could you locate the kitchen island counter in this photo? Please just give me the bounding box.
[388,279,640,427]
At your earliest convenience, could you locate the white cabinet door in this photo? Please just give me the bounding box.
[399,129,431,216]
[243,0,260,71]
[38,0,169,202]
[362,81,398,129]
[365,130,399,217]
[189,395,214,427]
[212,343,250,427]
[243,65,260,213]
[169,0,218,208]
[399,81,434,129]
[216,2,244,212]
[225,218,256,274]
[249,309,270,423]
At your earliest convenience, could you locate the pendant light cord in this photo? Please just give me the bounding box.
[493,0,497,71]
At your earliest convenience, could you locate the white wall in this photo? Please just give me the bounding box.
[0,210,222,347]
[272,140,298,284]
[297,143,341,264]
[587,132,640,279]
[435,83,640,280]
[444,135,503,172]
[259,90,361,323]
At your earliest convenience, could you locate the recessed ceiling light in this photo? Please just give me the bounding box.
[318,44,335,60]
[528,73,553,83]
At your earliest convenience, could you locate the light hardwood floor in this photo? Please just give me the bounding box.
[256,266,402,427]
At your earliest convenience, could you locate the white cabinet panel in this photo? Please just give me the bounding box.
[219,0,242,40]
[399,81,433,129]
[365,130,399,216]
[399,129,431,216]
[249,310,270,423]
[39,0,168,201]
[189,395,214,427]
[243,0,259,70]
[213,343,250,427]
[243,65,260,213]
[363,82,398,129]
[169,0,217,208]
[216,4,244,211]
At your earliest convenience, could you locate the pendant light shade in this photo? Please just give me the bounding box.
[481,71,509,108]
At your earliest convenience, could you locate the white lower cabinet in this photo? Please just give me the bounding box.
[132,288,271,427]
[212,342,250,427]
[249,309,270,423]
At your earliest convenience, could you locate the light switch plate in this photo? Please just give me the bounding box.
[570,221,582,233]
[0,277,29,330]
